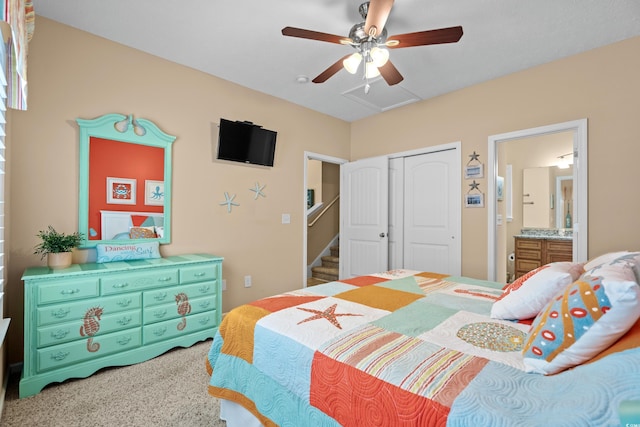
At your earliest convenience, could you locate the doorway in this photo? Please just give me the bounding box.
[303,152,347,285]
[487,119,588,282]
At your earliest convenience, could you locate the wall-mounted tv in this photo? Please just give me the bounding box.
[216,118,277,167]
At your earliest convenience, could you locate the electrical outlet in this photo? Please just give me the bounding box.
[222,279,227,291]
[244,275,252,288]
[282,213,291,224]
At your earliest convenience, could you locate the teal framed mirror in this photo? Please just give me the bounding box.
[77,113,175,248]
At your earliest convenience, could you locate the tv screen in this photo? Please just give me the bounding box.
[217,119,277,167]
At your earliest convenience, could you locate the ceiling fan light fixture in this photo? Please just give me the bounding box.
[370,47,389,67]
[365,61,380,78]
[343,52,362,74]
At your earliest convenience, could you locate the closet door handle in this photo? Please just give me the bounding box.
[379,232,386,238]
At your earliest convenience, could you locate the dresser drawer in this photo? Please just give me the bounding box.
[37,329,142,372]
[37,309,141,348]
[37,294,142,327]
[101,269,179,295]
[517,249,542,260]
[36,277,100,305]
[144,302,180,324]
[180,264,218,285]
[516,259,541,273]
[143,311,217,345]
[143,281,217,308]
[515,239,543,251]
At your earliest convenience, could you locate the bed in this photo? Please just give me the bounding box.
[206,253,640,426]
[99,210,164,240]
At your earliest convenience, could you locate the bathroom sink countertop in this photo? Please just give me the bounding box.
[515,228,573,241]
[514,234,573,241]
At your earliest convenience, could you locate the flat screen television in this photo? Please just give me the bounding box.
[217,118,277,167]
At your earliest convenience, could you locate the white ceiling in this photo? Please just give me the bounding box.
[33,0,640,122]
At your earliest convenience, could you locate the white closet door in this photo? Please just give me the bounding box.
[403,149,461,275]
[340,156,389,279]
[388,157,404,270]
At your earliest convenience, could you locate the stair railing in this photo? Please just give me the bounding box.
[308,194,339,227]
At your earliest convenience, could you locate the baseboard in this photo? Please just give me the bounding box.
[0,367,7,418]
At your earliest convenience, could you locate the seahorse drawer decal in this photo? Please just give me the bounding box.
[175,292,192,330]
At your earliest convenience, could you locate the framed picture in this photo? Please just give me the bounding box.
[145,180,165,206]
[464,193,484,208]
[464,164,484,179]
[497,176,505,201]
[107,177,136,204]
[307,189,315,209]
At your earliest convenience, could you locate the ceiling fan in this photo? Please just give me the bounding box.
[282,0,463,90]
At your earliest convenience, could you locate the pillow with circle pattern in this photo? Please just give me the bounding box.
[490,262,584,320]
[522,262,640,375]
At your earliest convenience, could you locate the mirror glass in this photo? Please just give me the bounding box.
[77,113,175,247]
[522,166,573,228]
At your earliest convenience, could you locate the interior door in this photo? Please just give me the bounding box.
[340,156,389,279]
[403,149,461,275]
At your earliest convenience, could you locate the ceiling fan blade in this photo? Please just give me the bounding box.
[364,0,394,38]
[312,55,352,83]
[282,27,351,45]
[378,60,404,86]
[387,26,463,49]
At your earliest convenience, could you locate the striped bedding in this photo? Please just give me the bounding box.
[206,270,640,426]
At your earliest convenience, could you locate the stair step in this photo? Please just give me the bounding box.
[311,265,338,282]
[330,245,339,257]
[321,255,339,269]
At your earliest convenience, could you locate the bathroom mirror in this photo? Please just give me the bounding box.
[522,166,573,229]
[77,113,175,248]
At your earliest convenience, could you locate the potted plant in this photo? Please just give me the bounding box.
[34,226,84,269]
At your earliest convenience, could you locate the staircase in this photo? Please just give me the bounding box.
[309,245,339,286]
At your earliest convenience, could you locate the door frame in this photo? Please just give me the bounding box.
[303,151,348,285]
[486,119,588,281]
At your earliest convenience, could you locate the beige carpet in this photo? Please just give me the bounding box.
[1,339,226,427]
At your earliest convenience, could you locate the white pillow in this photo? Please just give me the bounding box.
[522,262,640,375]
[491,262,584,320]
[584,251,640,282]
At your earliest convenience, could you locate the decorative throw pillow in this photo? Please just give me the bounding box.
[584,251,640,282]
[522,263,640,375]
[491,262,584,320]
[96,241,161,263]
[129,226,157,239]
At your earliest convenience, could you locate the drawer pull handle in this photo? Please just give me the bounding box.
[113,283,130,289]
[51,308,71,319]
[194,272,206,277]
[158,276,173,282]
[198,285,210,293]
[154,292,168,301]
[153,309,167,319]
[51,329,70,340]
[199,301,211,309]
[153,327,167,336]
[117,316,133,325]
[60,288,80,295]
[199,317,211,325]
[51,351,70,361]
[116,298,133,307]
[117,336,132,345]
[523,202,534,205]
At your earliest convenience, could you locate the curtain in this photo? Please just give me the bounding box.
[1,0,34,110]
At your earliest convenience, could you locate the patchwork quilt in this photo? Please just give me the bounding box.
[206,270,640,426]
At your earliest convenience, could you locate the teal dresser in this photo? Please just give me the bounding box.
[20,253,222,398]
